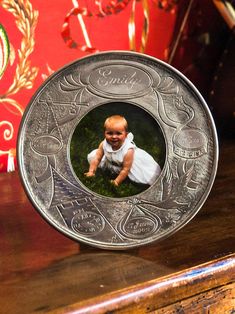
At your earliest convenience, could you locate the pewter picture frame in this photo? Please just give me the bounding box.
[18,51,218,250]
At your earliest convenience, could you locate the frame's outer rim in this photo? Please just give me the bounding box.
[17,50,219,250]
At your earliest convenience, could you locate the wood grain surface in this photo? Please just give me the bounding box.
[0,139,234,314]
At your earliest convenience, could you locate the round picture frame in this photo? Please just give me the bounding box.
[18,51,218,249]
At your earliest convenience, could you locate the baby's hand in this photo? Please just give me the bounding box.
[84,171,95,177]
[110,179,119,187]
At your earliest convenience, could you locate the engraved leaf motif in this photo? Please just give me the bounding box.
[88,160,198,238]
[60,74,85,92]
[161,162,173,201]
[157,161,197,211]
[174,96,194,123]
[155,76,178,94]
[60,74,87,104]
[177,164,195,193]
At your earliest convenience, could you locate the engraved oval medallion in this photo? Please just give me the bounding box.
[173,128,208,159]
[88,64,152,98]
[71,211,105,236]
[121,216,159,239]
[31,135,62,155]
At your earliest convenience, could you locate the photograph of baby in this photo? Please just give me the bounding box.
[85,114,161,186]
[70,102,165,197]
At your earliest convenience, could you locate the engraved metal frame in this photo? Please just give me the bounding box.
[18,51,218,250]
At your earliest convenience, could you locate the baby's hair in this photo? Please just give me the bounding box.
[104,115,128,132]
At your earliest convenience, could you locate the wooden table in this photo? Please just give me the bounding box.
[0,139,235,314]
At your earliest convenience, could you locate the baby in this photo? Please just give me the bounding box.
[84,115,161,186]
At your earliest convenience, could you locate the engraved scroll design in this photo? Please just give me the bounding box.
[157,160,199,219]
[30,99,79,182]
[49,168,125,241]
[154,75,208,159]
[30,74,88,183]
[49,157,198,242]
[117,158,199,238]
[114,75,205,239]
[49,167,103,233]
[58,66,152,101]
[117,198,161,239]
[59,73,88,104]
[38,70,203,243]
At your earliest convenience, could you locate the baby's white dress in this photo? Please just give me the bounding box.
[87,133,161,185]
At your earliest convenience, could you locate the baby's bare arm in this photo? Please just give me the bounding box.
[84,142,104,177]
[112,148,134,186]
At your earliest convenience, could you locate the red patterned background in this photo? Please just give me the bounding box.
[0,0,234,172]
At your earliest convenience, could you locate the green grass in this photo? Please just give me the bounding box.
[70,102,165,198]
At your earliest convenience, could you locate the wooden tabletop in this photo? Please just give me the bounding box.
[0,139,235,314]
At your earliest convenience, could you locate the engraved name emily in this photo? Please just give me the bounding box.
[97,69,142,89]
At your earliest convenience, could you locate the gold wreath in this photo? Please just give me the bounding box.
[0,0,39,116]
[0,0,38,160]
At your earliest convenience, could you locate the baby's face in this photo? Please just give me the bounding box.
[104,122,127,150]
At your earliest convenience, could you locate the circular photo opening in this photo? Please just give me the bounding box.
[70,102,166,198]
